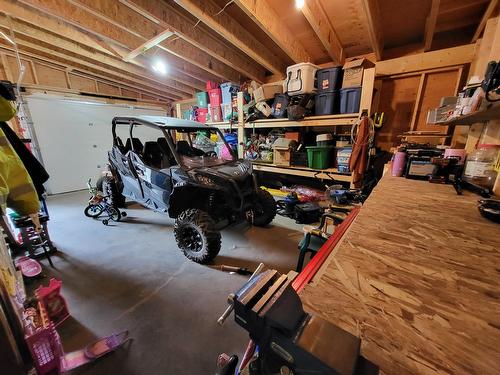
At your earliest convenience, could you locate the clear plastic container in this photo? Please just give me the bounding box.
[463,144,500,189]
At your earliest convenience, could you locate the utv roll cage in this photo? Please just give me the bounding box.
[111,116,237,169]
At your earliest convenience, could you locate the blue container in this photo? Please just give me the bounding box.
[315,91,339,115]
[339,87,361,114]
[220,82,239,104]
[316,67,343,93]
[336,146,352,172]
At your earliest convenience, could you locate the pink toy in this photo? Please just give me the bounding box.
[36,278,70,327]
[391,151,406,177]
[16,256,42,278]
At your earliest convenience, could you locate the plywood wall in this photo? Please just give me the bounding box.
[375,67,463,150]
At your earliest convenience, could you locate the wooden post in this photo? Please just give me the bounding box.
[410,73,426,131]
[237,91,244,159]
[359,67,376,116]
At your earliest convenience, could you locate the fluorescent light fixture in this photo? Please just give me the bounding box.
[152,59,167,75]
[295,0,305,9]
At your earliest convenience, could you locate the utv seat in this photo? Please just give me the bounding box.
[125,138,144,154]
[143,141,169,169]
[157,138,177,166]
[114,136,126,153]
[176,140,205,157]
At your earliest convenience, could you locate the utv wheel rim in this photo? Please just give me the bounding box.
[179,227,203,253]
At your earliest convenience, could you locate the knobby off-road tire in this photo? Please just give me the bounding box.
[251,188,277,227]
[102,176,126,208]
[174,209,221,264]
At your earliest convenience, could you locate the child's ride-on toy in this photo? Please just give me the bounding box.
[84,178,126,225]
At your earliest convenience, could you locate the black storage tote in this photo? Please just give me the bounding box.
[339,87,362,114]
[271,94,289,118]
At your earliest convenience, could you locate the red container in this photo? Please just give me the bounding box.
[209,105,222,122]
[208,88,222,106]
[195,107,208,123]
[206,81,219,91]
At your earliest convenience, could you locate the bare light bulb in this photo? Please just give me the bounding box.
[152,60,167,75]
[295,0,305,9]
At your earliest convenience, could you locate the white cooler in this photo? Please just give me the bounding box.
[284,62,319,96]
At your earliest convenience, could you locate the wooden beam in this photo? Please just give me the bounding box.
[0,31,184,100]
[0,46,177,101]
[375,44,476,76]
[174,0,286,76]
[300,0,344,64]
[4,0,205,89]
[124,29,173,61]
[120,0,267,82]
[424,0,440,51]
[410,73,426,131]
[439,0,489,15]
[16,0,229,84]
[232,0,312,63]
[66,0,241,81]
[472,0,499,42]
[0,16,193,96]
[360,0,384,61]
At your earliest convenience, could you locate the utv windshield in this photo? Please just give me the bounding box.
[177,129,236,169]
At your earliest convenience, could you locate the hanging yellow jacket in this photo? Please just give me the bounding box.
[0,128,40,215]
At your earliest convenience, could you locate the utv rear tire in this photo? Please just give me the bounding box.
[174,209,221,264]
[102,176,126,208]
[251,189,277,227]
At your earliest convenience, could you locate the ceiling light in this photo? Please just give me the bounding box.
[295,0,305,9]
[152,60,167,75]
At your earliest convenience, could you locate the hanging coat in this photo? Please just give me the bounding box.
[0,128,40,216]
[348,116,370,188]
[0,122,49,198]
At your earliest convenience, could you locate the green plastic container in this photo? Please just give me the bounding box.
[306,146,334,169]
[196,91,208,108]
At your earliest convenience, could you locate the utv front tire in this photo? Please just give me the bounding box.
[174,209,221,264]
[102,176,126,208]
[251,189,277,227]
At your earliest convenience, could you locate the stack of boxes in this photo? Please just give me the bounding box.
[315,67,342,115]
[207,81,222,122]
[220,82,239,120]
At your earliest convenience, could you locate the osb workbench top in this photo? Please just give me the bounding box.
[301,174,500,375]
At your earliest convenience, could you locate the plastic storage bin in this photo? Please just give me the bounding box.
[285,62,319,96]
[315,91,339,115]
[208,88,222,106]
[196,92,208,108]
[337,147,352,172]
[317,67,343,93]
[339,87,361,114]
[253,83,283,103]
[306,146,334,169]
[206,81,219,91]
[220,82,239,104]
[271,94,289,118]
[209,105,222,122]
[195,107,208,123]
[221,103,234,120]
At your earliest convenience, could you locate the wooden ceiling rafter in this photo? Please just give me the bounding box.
[124,29,174,62]
[472,0,499,42]
[424,0,441,51]
[119,0,267,82]
[173,0,287,76]
[0,45,179,102]
[14,0,223,87]
[232,0,312,63]
[0,18,189,99]
[361,0,384,61]
[67,0,242,82]
[300,0,344,65]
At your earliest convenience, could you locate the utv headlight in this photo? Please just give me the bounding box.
[195,175,216,186]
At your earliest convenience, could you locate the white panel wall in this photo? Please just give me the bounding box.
[26,93,166,194]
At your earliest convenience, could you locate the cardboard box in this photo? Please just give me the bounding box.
[342,58,374,88]
[253,82,283,103]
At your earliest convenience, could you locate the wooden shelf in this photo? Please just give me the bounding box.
[245,113,360,129]
[436,102,500,126]
[252,162,351,182]
[206,121,235,129]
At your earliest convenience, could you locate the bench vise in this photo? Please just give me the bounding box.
[228,269,378,375]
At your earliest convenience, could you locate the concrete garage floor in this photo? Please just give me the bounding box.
[40,191,303,375]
